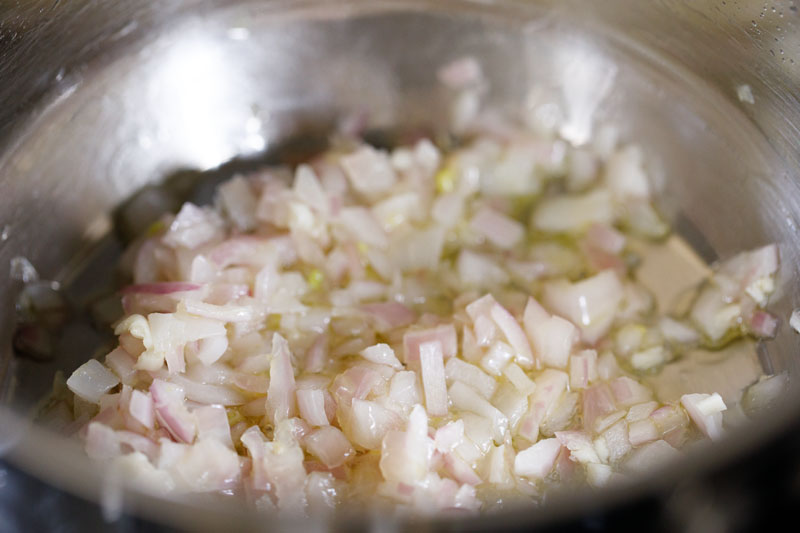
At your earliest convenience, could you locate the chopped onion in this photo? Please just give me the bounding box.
[129,389,154,429]
[266,333,297,424]
[57,116,781,513]
[680,393,726,441]
[150,379,196,443]
[449,382,507,442]
[514,438,561,479]
[346,399,401,449]
[362,302,416,332]
[490,302,534,367]
[305,426,354,468]
[555,431,600,464]
[403,324,457,365]
[297,388,331,427]
[533,190,614,233]
[470,207,524,249]
[379,405,431,485]
[569,350,597,390]
[419,341,448,416]
[543,270,622,344]
[194,404,233,448]
[340,146,397,198]
[360,343,403,369]
[518,369,568,442]
[67,360,120,404]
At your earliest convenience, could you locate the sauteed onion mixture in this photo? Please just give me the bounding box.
[48,67,783,513]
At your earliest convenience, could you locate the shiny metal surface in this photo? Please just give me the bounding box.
[1,0,800,529]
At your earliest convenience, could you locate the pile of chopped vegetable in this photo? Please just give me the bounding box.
[42,80,784,515]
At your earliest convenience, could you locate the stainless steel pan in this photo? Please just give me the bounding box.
[1,0,799,529]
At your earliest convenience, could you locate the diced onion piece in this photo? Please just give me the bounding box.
[346,399,401,449]
[360,343,403,369]
[293,164,329,216]
[67,360,120,404]
[485,444,514,487]
[306,471,339,511]
[380,405,431,484]
[514,438,562,479]
[362,302,416,332]
[194,405,233,448]
[114,314,153,351]
[448,382,508,442]
[266,333,297,424]
[585,223,626,254]
[168,374,247,406]
[434,420,465,452]
[524,301,578,369]
[627,418,658,447]
[305,426,354,468]
[480,341,514,376]
[297,389,331,427]
[502,364,536,396]
[389,226,446,271]
[432,193,464,229]
[85,422,121,460]
[746,310,779,339]
[582,384,617,433]
[389,371,421,407]
[340,146,397,197]
[403,324,457,364]
[610,377,653,408]
[338,207,389,249]
[790,309,800,334]
[689,285,740,343]
[105,347,138,386]
[492,385,529,430]
[602,420,631,463]
[218,176,257,231]
[419,341,449,416]
[194,334,228,366]
[586,463,613,488]
[457,250,510,287]
[555,430,600,464]
[517,369,568,442]
[372,192,422,231]
[717,244,779,305]
[630,346,669,371]
[533,190,614,233]
[129,389,154,429]
[163,203,223,249]
[543,270,623,344]
[150,379,196,443]
[470,207,524,249]
[680,393,727,441]
[490,302,534,367]
[569,350,598,390]
[445,358,497,399]
[626,401,659,422]
[181,300,256,323]
[659,317,700,345]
